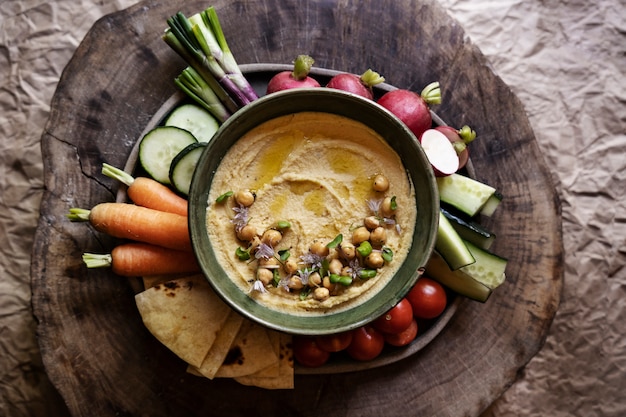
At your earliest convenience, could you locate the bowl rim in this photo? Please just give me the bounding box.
[188,87,440,336]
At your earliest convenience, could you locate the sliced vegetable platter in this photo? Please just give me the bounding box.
[117,63,466,375]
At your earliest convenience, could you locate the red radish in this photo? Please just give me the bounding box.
[266,55,321,94]
[420,128,460,176]
[326,69,385,100]
[377,81,441,138]
[435,125,476,171]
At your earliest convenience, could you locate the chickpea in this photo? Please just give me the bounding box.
[236,224,257,241]
[364,216,380,230]
[308,272,322,287]
[328,258,344,275]
[351,226,370,245]
[261,229,282,247]
[369,226,387,247]
[339,242,356,260]
[309,240,330,257]
[287,276,304,290]
[256,267,273,285]
[235,189,255,207]
[284,258,299,274]
[365,251,385,268]
[322,276,336,292]
[373,174,389,192]
[248,235,261,253]
[381,196,395,218]
[259,257,279,268]
[313,287,330,302]
[341,266,353,277]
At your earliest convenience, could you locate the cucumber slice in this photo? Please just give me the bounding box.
[426,251,492,303]
[165,103,220,143]
[437,174,496,217]
[441,206,496,250]
[461,241,507,289]
[436,211,475,270]
[480,191,503,217]
[139,126,197,184]
[169,142,207,196]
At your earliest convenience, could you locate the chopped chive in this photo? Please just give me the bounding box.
[357,241,373,257]
[382,247,394,262]
[216,191,233,203]
[326,234,343,249]
[235,247,250,261]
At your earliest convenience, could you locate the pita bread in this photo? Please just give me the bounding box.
[234,331,294,389]
[191,310,245,379]
[214,319,279,378]
[134,274,231,368]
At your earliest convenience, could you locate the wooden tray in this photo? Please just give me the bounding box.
[31,0,563,416]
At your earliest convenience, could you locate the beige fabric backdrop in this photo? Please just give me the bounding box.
[1,0,624,416]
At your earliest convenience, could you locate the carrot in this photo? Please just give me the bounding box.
[82,242,201,277]
[102,163,188,216]
[68,202,192,251]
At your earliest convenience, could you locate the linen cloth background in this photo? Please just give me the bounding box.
[1,0,624,416]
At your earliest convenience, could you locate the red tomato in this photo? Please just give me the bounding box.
[292,336,331,367]
[315,331,353,352]
[372,298,414,334]
[346,325,385,361]
[407,277,447,319]
[384,319,418,347]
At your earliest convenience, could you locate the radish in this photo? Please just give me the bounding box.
[266,55,321,94]
[435,125,476,171]
[420,128,459,176]
[377,82,441,138]
[326,69,385,100]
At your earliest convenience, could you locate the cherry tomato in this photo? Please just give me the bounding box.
[292,336,331,367]
[372,298,414,334]
[315,331,353,352]
[384,319,418,347]
[407,277,447,319]
[346,325,385,361]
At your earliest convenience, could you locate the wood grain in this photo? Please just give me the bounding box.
[31,0,563,416]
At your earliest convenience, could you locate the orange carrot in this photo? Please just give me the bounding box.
[102,163,188,216]
[82,242,201,277]
[68,202,192,251]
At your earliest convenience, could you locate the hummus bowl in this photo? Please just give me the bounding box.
[188,88,439,336]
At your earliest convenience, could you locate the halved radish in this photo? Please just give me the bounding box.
[420,129,460,176]
[435,125,476,171]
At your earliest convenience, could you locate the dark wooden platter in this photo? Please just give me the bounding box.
[31,0,563,416]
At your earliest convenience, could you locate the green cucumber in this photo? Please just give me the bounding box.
[139,126,197,184]
[426,251,492,303]
[169,142,207,196]
[480,191,503,217]
[461,240,507,289]
[437,173,496,217]
[441,206,496,250]
[436,211,475,270]
[165,103,220,143]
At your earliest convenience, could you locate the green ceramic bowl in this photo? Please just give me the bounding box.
[188,88,439,336]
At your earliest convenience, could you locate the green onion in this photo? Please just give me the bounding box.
[216,190,233,203]
[235,247,250,261]
[357,241,373,257]
[278,249,290,261]
[174,67,231,123]
[382,247,394,262]
[358,269,377,279]
[326,234,343,249]
[163,7,258,111]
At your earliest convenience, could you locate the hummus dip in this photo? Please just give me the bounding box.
[207,112,416,315]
